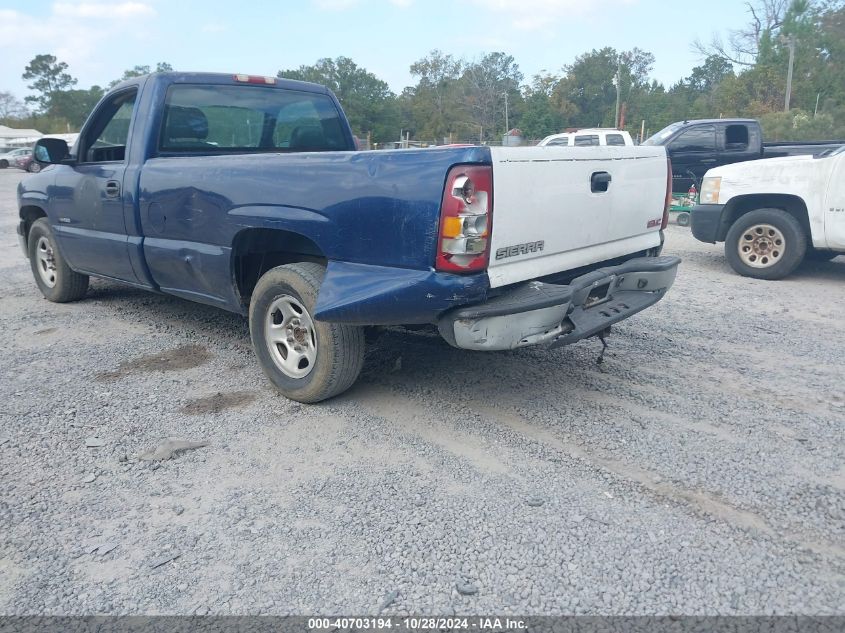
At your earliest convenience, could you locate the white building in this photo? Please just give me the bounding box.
[0,125,43,149]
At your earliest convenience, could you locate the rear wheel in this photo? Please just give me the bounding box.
[0,159,8,169]
[27,161,41,173]
[249,262,365,403]
[27,218,89,302]
[724,208,806,280]
[676,212,690,227]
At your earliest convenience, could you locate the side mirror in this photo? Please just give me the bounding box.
[34,138,71,165]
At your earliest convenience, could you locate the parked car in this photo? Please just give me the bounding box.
[539,129,634,147]
[14,151,40,173]
[643,118,844,190]
[18,72,680,402]
[0,147,31,169]
[691,146,844,279]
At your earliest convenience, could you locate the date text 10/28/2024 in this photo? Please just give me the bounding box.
[307,617,527,631]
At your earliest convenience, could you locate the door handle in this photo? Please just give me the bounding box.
[105,180,120,197]
[591,171,612,193]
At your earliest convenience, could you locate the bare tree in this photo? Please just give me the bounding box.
[0,91,28,120]
[694,0,790,65]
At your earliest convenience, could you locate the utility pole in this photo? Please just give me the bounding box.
[503,91,509,134]
[613,60,621,129]
[784,33,796,112]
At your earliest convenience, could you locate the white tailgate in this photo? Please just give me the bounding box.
[487,145,667,288]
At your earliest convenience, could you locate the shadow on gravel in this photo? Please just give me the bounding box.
[81,279,250,340]
[84,282,153,302]
[793,257,844,281]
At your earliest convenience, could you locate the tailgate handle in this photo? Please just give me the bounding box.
[591,171,611,193]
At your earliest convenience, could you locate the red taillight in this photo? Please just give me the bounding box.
[435,165,493,273]
[662,157,672,230]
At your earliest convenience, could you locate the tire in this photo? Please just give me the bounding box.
[724,208,806,280]
[27,218,89,302]
[28,161,41,173]
[676,212,690,227]
[805,247,838,262]
[249,262,365,403]
[0,160,8,169]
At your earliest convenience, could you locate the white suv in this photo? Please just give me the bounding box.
[538,129,634,147]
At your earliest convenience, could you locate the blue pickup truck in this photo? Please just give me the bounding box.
[18,72,680,402]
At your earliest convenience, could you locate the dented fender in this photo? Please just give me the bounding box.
[314,260,489,325]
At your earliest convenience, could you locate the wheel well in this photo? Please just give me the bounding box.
[232,228,326,307]
[720,194,811,241]
[20,206,47,249]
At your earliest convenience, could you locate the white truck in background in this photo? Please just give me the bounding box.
[691,146,845,279]
[538,129,635,147]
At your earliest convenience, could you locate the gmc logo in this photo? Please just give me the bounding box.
[496,240,545,260]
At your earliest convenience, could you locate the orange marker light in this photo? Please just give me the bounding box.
[442,216,463,238]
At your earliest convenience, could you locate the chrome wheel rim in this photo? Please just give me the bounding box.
[738,224,785,268]
[35,236,57,288]
[264,295,317,379]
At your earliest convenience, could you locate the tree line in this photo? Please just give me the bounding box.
[2,0,842,144]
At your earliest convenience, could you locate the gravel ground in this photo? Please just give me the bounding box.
[0,167,843,616]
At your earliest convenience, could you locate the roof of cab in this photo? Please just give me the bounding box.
[109,71,330,95]
[677,118,757,126]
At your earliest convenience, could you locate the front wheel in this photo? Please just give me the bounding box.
[27,161,41,173]
[724,208,806,280]
[0,159,8,169]
[28,218,89,302]
[249,263,365,403]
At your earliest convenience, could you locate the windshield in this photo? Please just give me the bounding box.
[643,122,684,146]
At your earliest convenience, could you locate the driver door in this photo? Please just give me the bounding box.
[51,89,140,282]
[668,124,716,191]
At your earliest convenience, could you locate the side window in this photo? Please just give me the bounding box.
[724,124,750,151]
[574,135,599,146]
[159,84,351,154]
[606,134,625,146]
[669,125,716,153]
[80,90,137,163]
[546,138,569,146]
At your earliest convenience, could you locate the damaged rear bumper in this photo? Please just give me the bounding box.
[438,255,680,351]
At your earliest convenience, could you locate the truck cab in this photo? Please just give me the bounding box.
[645,118,843,193]
[644,119,762,190]
[538,129,634,147]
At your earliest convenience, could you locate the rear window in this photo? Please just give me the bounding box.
[605,134,625,146]
[574,135,599,146]
[725,124,749,151]
[159,84,351,154]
